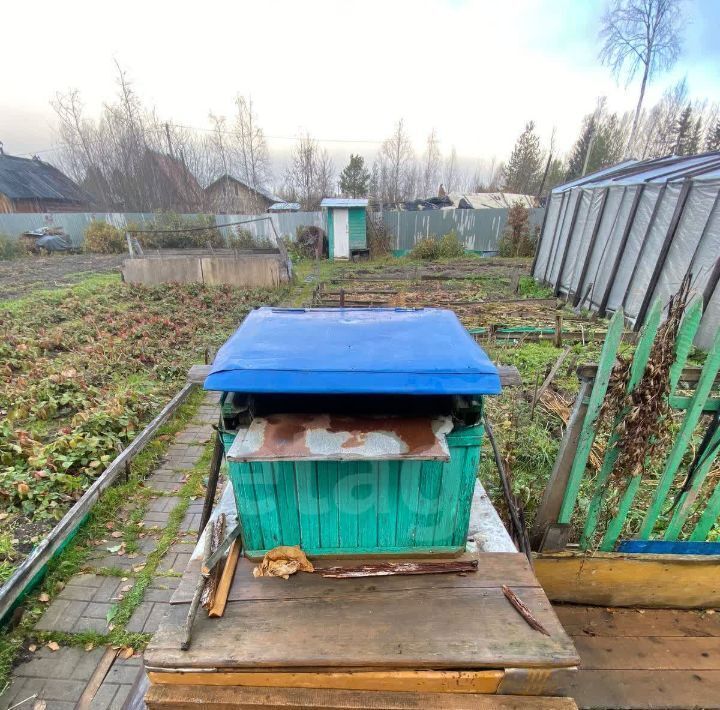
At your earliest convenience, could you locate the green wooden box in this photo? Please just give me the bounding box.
[221,425,483,559]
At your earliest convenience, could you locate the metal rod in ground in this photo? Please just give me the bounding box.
[483,414,533,564]
[198,430,224,542]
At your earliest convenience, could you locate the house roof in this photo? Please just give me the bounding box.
[269,202,301,211]
[551,151,720,193]
[448,192,537,209]
[0,153,91,203]
[320,198,369,208]
[205,174,280,203]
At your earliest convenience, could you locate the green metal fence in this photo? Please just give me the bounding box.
[533,297,720,552]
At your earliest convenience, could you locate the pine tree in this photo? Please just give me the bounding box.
[502,122,543,194]
[566,115,598,181]
[706,120,720,152]
[339,154,370,198]
[673,105,694,155]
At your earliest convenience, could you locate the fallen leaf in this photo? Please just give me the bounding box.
[111,531,123,538]
[118,646,134,660]
[47,641,60,652]
[33,700,46,710]
[108,624,115,631]
[28,644,37,652]
[121,584,133,593]
[85,642,95,651]
[131,564,145,573]
[121,577,128,582]
[38,593,50,603]
[107,544,122,553]
[0,512,9,521]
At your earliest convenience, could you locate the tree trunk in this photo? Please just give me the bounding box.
[625,62,650,159]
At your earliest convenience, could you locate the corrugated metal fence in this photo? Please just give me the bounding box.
[383,207,545,253]
[0,207,545,253]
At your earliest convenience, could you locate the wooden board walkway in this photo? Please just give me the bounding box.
[555,605,720,709]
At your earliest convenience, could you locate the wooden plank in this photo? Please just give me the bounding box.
[530,378,591,550]
[535,552,720,608]
[77,646,118,709]
[565,669,720,710]
[208,539,241,618]
[575,363,720,387]
[496,667,577,697]
[147,669,503,693]
[554,605,720,638]
[147,587,578,670]
[573,635,720,670]
[189,364,523,389]
[0,383,197,624]
[145,684,579,709]
[170,553,540,605]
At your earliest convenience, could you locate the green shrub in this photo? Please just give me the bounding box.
[0,234,25,260]
[409,236,440,260]
[84,221,126,254]
[228,228,255,249]
[409,231,465,260]
[132,213,224,250]
[437,230,465,258]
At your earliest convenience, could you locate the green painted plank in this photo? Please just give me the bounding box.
[295,461,321,551]
[600,298,706,548]
[326,209,334,261]
[690,478,720,541]
[316,461,340,549]
[273,460,301,546]
[664,423,720,540]
[337,462,360,548]
[581,300,662,549]
[415,460,442,546]
[377,461,399,548]
[453,446,480,547]
[348,207,367,249]
[253,462,282,549]
[357,462,379,549]
[558,309,625,524]
[639,326,720,539]
[395,460,421,546]
[230,462,265,553]
[433,453,461,546]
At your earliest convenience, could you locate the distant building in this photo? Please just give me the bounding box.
[268,202,301,213]
[205,175,280,214]
[449,192,538,209]
[0,151,93,213]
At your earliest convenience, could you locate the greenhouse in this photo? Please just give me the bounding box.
[532,152,720,348]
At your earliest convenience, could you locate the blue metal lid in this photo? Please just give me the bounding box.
[204,307,501,395]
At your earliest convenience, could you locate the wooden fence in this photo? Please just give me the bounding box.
[532,297,720,553]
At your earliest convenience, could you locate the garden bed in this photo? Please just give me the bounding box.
[0,275,283,581]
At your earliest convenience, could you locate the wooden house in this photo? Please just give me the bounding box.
[205,175,280,214]
[0,151,93,213]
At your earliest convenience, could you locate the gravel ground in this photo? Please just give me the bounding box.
[0,254,125,299]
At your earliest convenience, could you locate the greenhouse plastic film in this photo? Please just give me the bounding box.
[533,194,562,279]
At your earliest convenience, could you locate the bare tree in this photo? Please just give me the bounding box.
[378,120,415,204]
[233,96,271,196]
[283,133,334,210]
[444,146,458,193]
[599,0,684,157]
[420,129,441,197]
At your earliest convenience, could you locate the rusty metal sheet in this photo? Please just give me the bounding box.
[227,414,452,462]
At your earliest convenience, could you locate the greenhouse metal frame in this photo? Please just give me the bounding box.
[532,152,720,349]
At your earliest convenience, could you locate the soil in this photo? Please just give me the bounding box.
[0,254,125,299]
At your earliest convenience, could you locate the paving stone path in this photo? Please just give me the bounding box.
[0,394,219,710]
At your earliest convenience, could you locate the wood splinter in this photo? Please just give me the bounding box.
[318,560,478,578]
[502,584,551,636]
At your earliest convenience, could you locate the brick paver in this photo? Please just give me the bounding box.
[2,393,219,709]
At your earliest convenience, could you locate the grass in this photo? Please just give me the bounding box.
[0,388,204,689]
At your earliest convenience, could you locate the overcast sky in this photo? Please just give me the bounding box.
[2,0,719,175]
